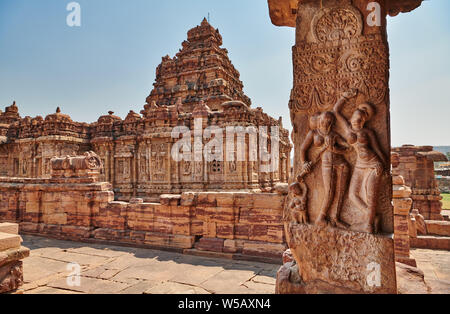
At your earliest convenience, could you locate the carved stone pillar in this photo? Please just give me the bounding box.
[269,0,423,294]
[392,174,416,267]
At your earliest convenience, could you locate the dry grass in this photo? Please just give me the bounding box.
[442,194,450,210]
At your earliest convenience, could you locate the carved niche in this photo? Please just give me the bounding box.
[151,143,167,182]
[140,154,148,179]
[183,160,192,176]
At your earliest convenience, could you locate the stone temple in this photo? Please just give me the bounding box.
[1,2,449,295]
[0,19,291,202]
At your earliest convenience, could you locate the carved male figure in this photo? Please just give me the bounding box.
[300,111,349,228]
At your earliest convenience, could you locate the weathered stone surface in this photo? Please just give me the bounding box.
[274,183,289,195]
[275,262,305,294]
[160,194,181,206]
[396,262,429,294]
[288,224,397,294]
[48,276,130,294]
[145,281,210,294]
[242,242,287,259]
[0,223,29,294]
[0,232,22,251]
[411,235,450,251]
[200,268,259,294]
[282,249,294,264]
[0,246,29,268]
[410,209,427,236]
[425,220,450,237]
[0,261,24,294]
[277,249,450,295]
[0,222,19,235]
[411,249,450,294]
[195,238,224,253]
[393,185,412,199]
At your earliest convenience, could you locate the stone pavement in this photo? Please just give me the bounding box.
[21,235,278,294]
[19,235,450,294]
[411,249,450,294]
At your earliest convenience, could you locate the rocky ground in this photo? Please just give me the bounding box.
[20,235,449,294]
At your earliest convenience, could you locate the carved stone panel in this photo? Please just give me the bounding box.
[288,2,392,235]
[271,0,408,294]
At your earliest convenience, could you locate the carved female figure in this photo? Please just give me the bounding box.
[300,111,349,228]
[333,90,387,233]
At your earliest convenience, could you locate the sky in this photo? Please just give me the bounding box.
[0,0,449,147]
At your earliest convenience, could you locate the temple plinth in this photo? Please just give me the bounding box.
[269,0,423,294]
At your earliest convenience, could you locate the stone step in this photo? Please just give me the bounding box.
[0,232,22,251]
[425,220,450,237]
[0,223,19,235]
[410,235,450,251]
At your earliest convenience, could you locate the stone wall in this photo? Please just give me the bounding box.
[0,176,287,261]
[392,145,447,220]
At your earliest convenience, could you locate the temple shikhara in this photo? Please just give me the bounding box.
[0,19,291,202]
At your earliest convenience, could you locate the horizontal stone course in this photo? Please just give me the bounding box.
[0,177,286,262]
[425,221,450,237]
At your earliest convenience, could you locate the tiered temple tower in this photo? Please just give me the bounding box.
[146,18,251,112]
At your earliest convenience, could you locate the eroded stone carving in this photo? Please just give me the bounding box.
[288,179,309,224]
[299,110,349,229]
[312,5,363,42]
[51,151,103,171]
